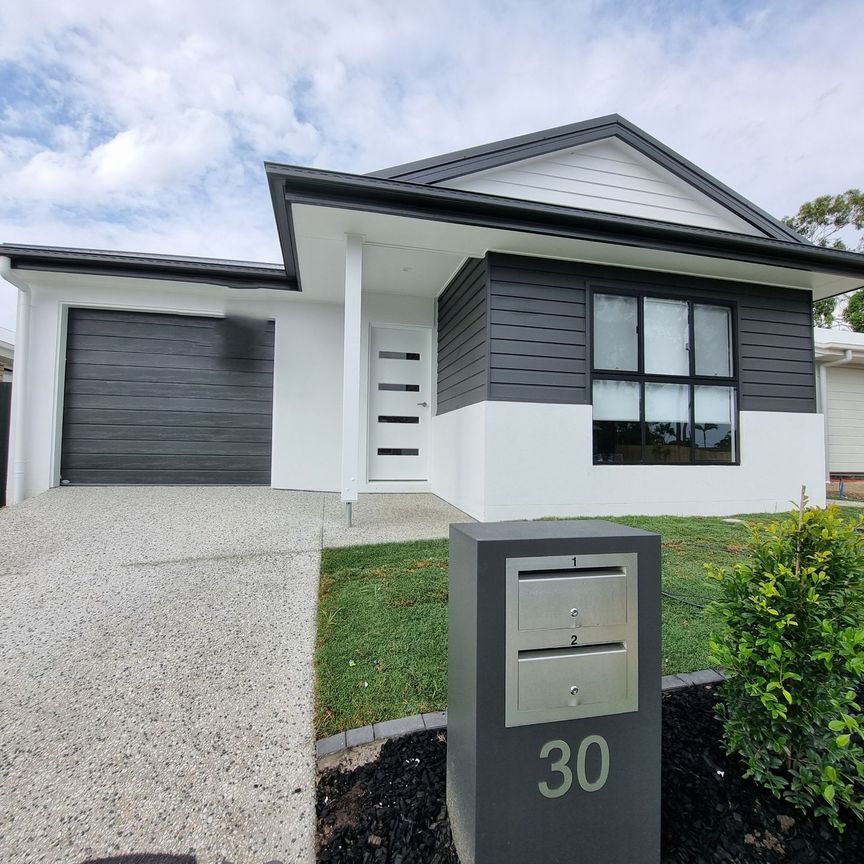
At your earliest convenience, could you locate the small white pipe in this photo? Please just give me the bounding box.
[818,349,854,481]
[0,256,31,505]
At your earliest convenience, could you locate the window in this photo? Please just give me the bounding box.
[592,291,736,465]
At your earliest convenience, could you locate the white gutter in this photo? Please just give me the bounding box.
[0,256,31,505]
[817,348,854,481]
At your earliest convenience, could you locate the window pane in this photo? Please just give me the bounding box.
[694,305,732,377]
[594,294,638,371]
[645,382,691,463]
[644,298,689,375]
[694,385,735,462]
[592,379,639,421]
[592,379,641,464]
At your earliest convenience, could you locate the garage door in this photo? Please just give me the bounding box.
[61,308,274,485]
[827,365,864,475]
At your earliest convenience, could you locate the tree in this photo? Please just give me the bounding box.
[784,190,864,330]
[847,291,864,332]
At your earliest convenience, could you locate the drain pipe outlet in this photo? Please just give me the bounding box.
[0,256,32,505]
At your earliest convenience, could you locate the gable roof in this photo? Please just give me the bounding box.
[370,114,803,243]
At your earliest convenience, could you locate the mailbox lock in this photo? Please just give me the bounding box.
[570,608,579,618]
[570,686,580,695]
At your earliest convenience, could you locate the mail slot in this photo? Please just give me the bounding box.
[448,520,661,864]
[518,644,628,711]
[518,568,627,630]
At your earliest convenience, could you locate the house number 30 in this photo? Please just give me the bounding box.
[538,735,610,798]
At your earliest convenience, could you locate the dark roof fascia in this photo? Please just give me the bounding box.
[266,163,864,288]
[0,244,297,291]
[266,173,303,291]
[370,114,624,181]
[369,114,803,244]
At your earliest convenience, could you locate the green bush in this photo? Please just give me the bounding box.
[707,504,864,830]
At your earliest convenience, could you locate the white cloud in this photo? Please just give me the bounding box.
[0,0,862,330]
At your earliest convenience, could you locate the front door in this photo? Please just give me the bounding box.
[368,325,431,481]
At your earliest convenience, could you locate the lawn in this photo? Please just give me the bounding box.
[316,511,799,737]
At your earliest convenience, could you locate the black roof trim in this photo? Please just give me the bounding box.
[266,173,303,290]
[369,114,802,244]
[264,163,864,289]
[0,244,297,291]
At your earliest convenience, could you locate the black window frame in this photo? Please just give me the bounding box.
[589,284,740,466]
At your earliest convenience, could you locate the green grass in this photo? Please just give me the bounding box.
[315,511,832,737]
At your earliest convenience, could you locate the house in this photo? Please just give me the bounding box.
[0,326,13,381]
[815,327,864,477]
[3,115,864,519]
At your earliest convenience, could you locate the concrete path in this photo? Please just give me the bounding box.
[0,488,469,864]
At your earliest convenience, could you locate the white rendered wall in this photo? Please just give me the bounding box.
[12,271,345,500]
[430,401,486,519]
[272,299,343,492]
[431,401,826,520]
[483,403,825,518]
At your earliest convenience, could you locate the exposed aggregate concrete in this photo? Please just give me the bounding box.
[0,488,469,864]
[1,487,322,864]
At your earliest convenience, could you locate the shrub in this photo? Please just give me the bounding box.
[707,503,864,830]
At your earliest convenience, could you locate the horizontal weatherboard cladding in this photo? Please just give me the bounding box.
[444,253,816,413]
[436,258,489,414]
[487,253,589,404]
[61,308,275,485]
[735,294,816,412]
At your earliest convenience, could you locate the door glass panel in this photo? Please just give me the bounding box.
[379,350,420,360]
[694,305,732,377]
[645,382,690,463]
[694,385,735,462]
[592,380,641,464]
[644,298,689,375]
[378,383,420,392]
[593,294,638,371]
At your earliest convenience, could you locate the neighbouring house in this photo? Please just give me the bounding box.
[0,326,13,381]
[2,115,864,519]
[815,327,864,478]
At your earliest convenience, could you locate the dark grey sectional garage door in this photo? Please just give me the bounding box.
[61,308,274,485]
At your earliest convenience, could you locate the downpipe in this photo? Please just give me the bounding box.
[0,256,31,505]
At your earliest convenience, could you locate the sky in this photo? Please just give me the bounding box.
[0,0,861,331]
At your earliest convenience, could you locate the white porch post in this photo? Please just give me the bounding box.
[340,234,363,525]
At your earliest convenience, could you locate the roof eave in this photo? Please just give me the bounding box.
[265,163,864,292]
[0,244,298,291]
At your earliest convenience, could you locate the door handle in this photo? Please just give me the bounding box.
[417,401,428,407]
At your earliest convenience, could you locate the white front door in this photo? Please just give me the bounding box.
[368,325,431,481]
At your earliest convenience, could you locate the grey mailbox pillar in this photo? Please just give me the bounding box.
[447,520,661,864]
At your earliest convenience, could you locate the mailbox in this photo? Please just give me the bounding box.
[447,521,661,864]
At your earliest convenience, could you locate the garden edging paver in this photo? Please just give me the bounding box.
[316,670,727,758]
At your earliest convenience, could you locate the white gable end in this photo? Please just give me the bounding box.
[440,137,766,236]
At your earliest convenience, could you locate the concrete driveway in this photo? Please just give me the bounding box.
[0,487,469,864]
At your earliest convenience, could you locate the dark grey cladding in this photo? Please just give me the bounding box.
[436,258,489,414]
[436,253,816,415]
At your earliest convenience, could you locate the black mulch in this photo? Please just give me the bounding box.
[317,684,864,863]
